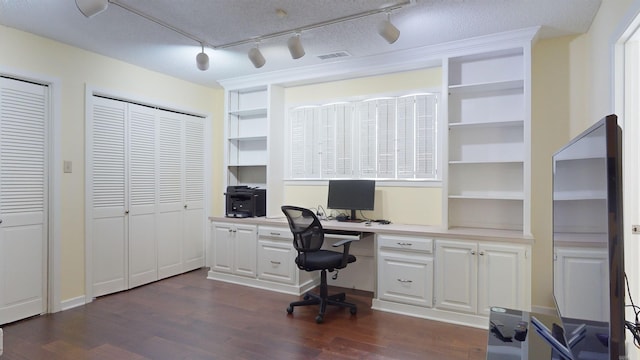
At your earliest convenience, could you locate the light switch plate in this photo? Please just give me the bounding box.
[63,160,72,173]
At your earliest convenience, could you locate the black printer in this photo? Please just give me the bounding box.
[225,186,266,218]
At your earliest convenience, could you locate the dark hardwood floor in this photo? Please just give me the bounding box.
[2,268,488,359]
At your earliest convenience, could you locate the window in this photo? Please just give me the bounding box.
[288,93,438,180]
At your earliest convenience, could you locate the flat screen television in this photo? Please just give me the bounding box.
[327,179,375,222]
[546,114,625,359]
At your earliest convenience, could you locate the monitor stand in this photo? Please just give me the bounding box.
[347,209,365,222]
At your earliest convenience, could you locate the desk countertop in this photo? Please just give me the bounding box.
[209,216,534,244]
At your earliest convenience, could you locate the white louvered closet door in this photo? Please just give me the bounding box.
[183,115,205,271]
[89,97,127,297]
[156,111,184,279]
[128,104,158,288]
[0,78,48,325]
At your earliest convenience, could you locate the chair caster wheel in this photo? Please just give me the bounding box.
[315,315,323,324]
[286,306,294,314]
[350,307,357,315]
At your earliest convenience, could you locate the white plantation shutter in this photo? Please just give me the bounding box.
[289,93,438,180]
[333,103,353,177]
[319,106,335,177]
[416,94,437,178]
[397,96,415,179]
[290,107,320,178]
[376,99,396,178]
[358,101,377,177]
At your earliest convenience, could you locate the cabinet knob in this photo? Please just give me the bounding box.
[184,204,188,209]
[228,229,233,233]
[125,210,129,215]
[479,251,485,256]
[397,279,413,283]
[270,260,281,265]
[397,242,412,246]
[470,250,476,255]
[270,232,281,236]
[0,219,3,224]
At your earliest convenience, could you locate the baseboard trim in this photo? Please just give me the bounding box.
[60,295,86,311]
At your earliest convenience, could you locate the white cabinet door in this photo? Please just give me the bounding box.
[554,247,608,322]
[477,243,527,316]
[212,222,256,277]
[234,225,257,277]
[378,251,433,307]
[435,240,477,314]
[212,223,234,273]
[89,97,128,297]
[128,104,158,288]
[0,78,48,325]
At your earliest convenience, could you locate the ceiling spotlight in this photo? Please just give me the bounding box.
[76,0,108,18]
[378,13,400,44]
[196,44,209,71]
[248,44,266,68]
[287,33,305,60]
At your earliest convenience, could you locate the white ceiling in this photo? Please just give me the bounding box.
[0,0,601,89]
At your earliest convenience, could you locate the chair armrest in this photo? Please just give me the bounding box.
[331,238,356,267]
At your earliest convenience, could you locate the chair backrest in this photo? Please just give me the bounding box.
[281,206,324,253]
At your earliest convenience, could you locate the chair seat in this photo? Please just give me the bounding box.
[296,250,356,271]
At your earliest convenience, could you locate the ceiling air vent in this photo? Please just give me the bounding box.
[317,51,351,60]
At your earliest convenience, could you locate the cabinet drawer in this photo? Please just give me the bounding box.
[258,240,295,284]
[258,226,291,241]
[378,251,433,307]
[378,235,433,253]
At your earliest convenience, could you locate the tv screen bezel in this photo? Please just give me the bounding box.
[551,114,625,359]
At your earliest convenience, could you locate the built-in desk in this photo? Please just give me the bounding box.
[208,216,534,328]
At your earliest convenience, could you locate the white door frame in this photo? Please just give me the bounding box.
[612,2,640,359]
[0,66,62,314]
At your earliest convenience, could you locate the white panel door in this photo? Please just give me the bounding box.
[435,240,477,313]
[477,242,526,315]
[156,112,184,279]
[0,78,48,325]
[183,116,205,271]
[90,97,127,297]
[128,104,158,288]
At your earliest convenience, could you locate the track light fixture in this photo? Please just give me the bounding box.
[378,12,400,44]
[76,0,409,71]
[196,43,209,71]
[76,0,108,18]
[248,43,266,68]
[287,34,305,60]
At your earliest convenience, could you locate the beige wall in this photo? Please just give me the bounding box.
[529,0,635,311]
[283,68,443,226]
[0,25,223,302]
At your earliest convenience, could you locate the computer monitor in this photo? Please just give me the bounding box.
[327,180,375,222]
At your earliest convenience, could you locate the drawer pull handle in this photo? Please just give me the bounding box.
[397,242,413,246]
[270,261,281,265]
[397,279,413,283]
[270,232,281,236]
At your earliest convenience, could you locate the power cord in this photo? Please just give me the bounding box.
[625,273,640,349]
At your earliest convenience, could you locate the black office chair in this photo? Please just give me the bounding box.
[281,205,358,323]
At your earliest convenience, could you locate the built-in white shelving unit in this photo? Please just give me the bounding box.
[445,44,532,235]
[224,84,284,217]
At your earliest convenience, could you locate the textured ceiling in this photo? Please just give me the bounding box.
[0,0,601,88]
